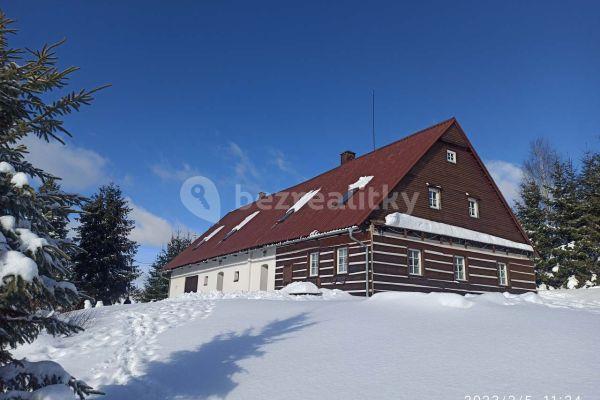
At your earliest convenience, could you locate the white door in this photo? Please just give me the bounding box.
[260,264,268,291]
[216,272,224,291]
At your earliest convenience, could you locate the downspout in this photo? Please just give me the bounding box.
[349,226,370,297]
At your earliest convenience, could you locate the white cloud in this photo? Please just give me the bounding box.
[227,142,262,193]
[485,160,523,206]
[128,199,196,248]
[151,162,202,182]
[21,136,110,191]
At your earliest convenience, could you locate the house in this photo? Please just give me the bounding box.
[165,118,536,297]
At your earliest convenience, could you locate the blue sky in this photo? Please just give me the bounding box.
[4,1,599,277]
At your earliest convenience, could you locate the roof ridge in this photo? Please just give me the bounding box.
[243,117,456,205]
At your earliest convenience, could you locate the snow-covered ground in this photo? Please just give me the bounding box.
[13,288,600,399]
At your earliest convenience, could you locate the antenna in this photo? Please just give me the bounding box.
[371,89,376,151]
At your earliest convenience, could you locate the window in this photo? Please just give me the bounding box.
[203,276,208,286]
[468,198,479,218]
[428,187,441,209]
[446,150,456,163]
[337,247,348,274]
[339,189,357,206]
[408,249,422,275]
[498,262,508,286]
[309,252,319,277]
[454,256,466,281]
[233,271,239,282]
[184,276,199,293]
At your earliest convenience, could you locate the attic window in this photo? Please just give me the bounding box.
[340,176,373,206]
[278,189,320,223]
[193,225,224,249]
[222,211,260,241]
[446,150,457,164]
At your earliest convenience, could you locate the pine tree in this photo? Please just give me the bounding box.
[515,178,554,285]
[139,233,192,302]
[546,160,585,288]
[0,12,103,398]
[574,152,600,286]
[73,183,139,304]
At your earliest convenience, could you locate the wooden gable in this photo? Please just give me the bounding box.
[369,122,530,244]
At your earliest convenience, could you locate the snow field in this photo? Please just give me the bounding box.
[12,288,600,399]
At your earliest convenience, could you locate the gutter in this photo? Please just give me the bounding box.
[349,226,370,297]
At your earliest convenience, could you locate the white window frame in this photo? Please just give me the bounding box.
[233,271,239,282]
[407,249,422,275]
[309,252,320,277]
[203,276,208,286]
[428,187,441,209]
[454,256,466,281]
[336,247,348,274]
[498,262,508,286]
[446,150,457,164]
[468,198,479,218]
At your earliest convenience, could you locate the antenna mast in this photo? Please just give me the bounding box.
[371,89,376,151]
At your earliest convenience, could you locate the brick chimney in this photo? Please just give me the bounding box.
[340,150,356,165]
[258,191,267,199]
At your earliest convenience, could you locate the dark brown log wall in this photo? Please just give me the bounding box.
[275,231,371,295]
[371,231,536,294]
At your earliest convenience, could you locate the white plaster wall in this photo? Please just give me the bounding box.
[168,246,276,297]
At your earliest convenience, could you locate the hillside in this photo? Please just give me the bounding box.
[13,288,600,399]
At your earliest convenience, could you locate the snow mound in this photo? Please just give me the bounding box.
[280,281,321,295]
[171,287,353,302]
[369,291,474,309]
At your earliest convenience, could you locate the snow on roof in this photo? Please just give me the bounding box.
[194,225,224,248]
[385,213,534,252]
[223,211,260,240]
[348,176,373,191]
[288,189,321,214]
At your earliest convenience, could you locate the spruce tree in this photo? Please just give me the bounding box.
[73,183,139,304]
[515,178,554,285]
[547,160,585,288]
[0,12,102,398]
[574,152,600,286]
[139,233,192,302]
[38,178,70,241]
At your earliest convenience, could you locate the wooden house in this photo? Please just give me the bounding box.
[165,118,535,296]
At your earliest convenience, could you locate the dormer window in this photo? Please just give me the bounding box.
[446,150,456,164]
[428,187,441,209]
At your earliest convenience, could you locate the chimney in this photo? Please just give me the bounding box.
[340,150,356,165]
[258,191,267,199]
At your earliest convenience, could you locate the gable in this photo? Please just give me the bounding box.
[369,123,529,244]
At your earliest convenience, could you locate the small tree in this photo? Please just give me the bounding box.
[73,183,139,304]
[0,12,103,398]
[139,233,192,302]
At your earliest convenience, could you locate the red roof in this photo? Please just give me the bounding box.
[166,118,460,270]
